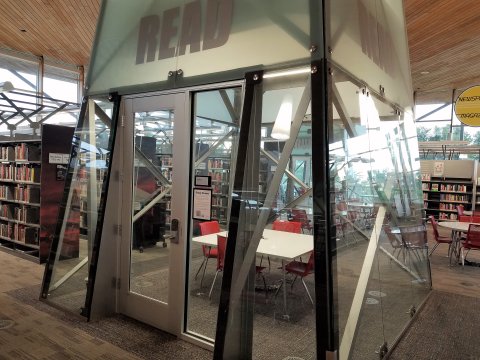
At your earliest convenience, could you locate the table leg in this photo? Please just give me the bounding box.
[448,230,460,265]
[282,259,289,320]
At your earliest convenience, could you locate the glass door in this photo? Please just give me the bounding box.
[119,93,188,334]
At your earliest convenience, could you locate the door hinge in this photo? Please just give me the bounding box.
[114,224,122,236]
[112,277,121,290]
[121,115,125,127]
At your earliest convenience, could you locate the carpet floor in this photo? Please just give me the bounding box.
[389,290,480,359]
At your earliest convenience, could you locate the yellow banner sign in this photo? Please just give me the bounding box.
[455,85,480,126]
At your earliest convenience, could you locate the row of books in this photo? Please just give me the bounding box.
[430,183,469,192]
[438,212,458,220]
[439,194,468,202]
[0,222,39,244]
[438,203,458,210]
[14,206,39,224]
[0,185,40,203]
[0,164,40,183]
[208,159,230,169]
[15,165,39,183]
[14,143,40,161]
[1,204,39,223]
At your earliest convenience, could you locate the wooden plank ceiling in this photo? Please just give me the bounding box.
[0,0,479,104]
[405,0,480,102]
[0,0,100,66]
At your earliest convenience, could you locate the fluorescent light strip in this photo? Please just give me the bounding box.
[263,67,310,79]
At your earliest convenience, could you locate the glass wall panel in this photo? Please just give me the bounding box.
[87,0,310,95]
[216,70,316,359]
[41,97,114,315]
[129,109,175,304]
[330,0,413,110]
[330,66,431,359]
[187,86,242,339]
[0,52,38,92]
[44,64,79,103]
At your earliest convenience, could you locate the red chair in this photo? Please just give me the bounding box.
[460,215,480,223]
[429,216,453,256]
[277,251,315,304]
[209,235,267,299]
[290,209,313,234]
[456,205,465,217]
[460,224,480,266]
[209,235,227,298]
[272,220,302,233]
[195,221,220,287]
[271,220,302,264]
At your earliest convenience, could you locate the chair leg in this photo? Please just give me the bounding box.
[429,243,439,256]
[200,257,210,288]
[301,278,314,305]
[209,270,220,299]
[261,273,268,301]
[290,275,298,290]
[461,248,465,267]
[274,280,283,298]
[194,257,206,280]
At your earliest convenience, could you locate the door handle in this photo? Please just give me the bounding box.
[171,218,179,244]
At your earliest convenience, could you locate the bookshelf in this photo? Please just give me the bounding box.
[206,157,231,225]
[0,124,78,262]
[421,173,473,220]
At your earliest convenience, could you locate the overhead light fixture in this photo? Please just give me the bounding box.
[263,67,310,79]
[358,89,368,127]
[271,95,293,140]
[0,82,14,93]
[358,88,380,129]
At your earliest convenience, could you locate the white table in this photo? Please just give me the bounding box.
[438,221,475,263]
[192,228,313,316]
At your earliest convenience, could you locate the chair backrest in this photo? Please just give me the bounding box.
[399,224,427,248]
[291,209,307,221]
[459,215,480,223]
[272,220,302,233]
[199,221,221,257]
[428,215,441,240]
[217,235,227,270]
[384,225,403,248]
[466,224,480,248]
[456,205,464,216]
[291,209,312,230]
[304,251,315,274]
[199,220,220,235]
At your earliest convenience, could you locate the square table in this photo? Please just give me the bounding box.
[192,228,313,318]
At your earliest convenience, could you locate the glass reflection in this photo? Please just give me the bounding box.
[187,87,241,339]
[129,110,174,303]
[44,97,113,314]
[330,66,430,359]
[211,73,316,359]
